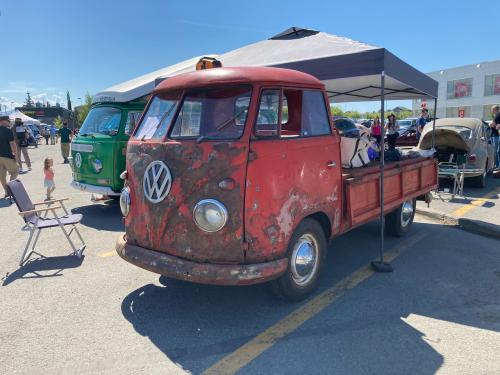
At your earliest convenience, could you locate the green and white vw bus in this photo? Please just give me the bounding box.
[71,55,213,197]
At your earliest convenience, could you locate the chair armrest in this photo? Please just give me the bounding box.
[18,205,62,216]
[33,198,69,206]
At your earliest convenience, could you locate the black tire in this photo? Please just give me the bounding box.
[386,198,416,237]
[270,218,327,301]
[469,165,487,188]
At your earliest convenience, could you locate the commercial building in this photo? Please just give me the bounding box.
[15,104,75,127]
[413,59,500,120]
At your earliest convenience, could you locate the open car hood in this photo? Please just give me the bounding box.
[418,128,470,152]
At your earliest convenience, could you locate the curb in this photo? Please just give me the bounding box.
[416,207,500,240]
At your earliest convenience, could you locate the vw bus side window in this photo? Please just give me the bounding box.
[170,86,252,140]
[301,90,331,136]
[134,92,179,140]
[124,111,143,136]
[255,89,280,137]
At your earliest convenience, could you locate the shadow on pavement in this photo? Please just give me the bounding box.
[115,221,500,374]
[71,200,123,232]
[2,254,84,286]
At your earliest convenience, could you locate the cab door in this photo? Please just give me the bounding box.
[244,88,342,262]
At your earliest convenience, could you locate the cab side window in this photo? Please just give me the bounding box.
[301,90,331,136]
[255,89,280,137]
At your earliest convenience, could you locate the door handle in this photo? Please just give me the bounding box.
[327,161,336,167]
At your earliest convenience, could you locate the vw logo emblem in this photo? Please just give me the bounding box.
[143,161,172,203]
[74,153,82,168]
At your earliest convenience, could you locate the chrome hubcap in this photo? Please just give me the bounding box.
[291,234,318,286]
[401,200,414,227]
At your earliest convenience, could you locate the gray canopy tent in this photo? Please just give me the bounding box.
[220,27,439,270]
[163,27,439,270]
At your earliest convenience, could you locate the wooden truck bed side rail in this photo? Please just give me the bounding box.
[342,157,438,230]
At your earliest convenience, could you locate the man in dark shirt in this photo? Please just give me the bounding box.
[490,105,500,169]
[0,115,19,198]
[416,108,428,141]
[59,121,72,164]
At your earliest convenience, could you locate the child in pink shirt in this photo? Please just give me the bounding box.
[43,157,55,200]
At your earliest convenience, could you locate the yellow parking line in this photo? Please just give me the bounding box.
[98,251,116,258]
[450,187,500,218]
[202,232,427,375]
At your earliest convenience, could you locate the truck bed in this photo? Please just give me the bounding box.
[341,156,438,231]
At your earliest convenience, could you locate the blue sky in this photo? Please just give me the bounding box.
[1,0,499,112]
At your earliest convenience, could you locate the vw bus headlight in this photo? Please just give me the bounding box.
[92,159,103,173]
[120,187,131,217]
[193,199,228,232]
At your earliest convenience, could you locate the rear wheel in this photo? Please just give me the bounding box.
[469,165,487,188]
[386,199,416,237]
[270,218,327,301]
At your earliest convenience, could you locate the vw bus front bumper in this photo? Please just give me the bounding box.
[115,235,288,286]
[70,180,120,196]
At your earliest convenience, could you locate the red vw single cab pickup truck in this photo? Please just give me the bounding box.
[116,66,438,300]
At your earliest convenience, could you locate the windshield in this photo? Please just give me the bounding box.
[79,107,122,136]
[437,126,472,139]
[169,86,252,140]
[134,91,180,140]
[397,120,413,129]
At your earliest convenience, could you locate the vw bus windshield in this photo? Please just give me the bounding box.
[134,91,180,140]
[79,107,122,136]
[169,86,252,140]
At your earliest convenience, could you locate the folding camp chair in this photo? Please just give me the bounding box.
[438,153,467,199]
[7,179,86,266]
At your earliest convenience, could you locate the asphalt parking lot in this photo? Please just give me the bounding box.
[1,144,499,374]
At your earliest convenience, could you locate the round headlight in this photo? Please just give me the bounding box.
[120,187,131,217]
[193,199,228,232]
[92,159,103,173]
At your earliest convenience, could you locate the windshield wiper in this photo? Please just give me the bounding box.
[215,109,246,131]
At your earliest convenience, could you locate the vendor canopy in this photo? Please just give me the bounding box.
[173,27,437,102]
[9,109,40,125]
[93,54,217,104]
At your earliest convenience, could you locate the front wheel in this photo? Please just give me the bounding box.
[386,199,416,237]
[270,218,327,301]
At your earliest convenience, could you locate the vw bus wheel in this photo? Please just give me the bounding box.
[469,165,487,188]
[270,218,326,301]
[386,199,416,237]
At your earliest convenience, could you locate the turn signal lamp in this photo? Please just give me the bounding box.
[196,57,223,70]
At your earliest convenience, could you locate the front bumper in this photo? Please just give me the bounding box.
[115,235,288,286]
[70,180,120,196]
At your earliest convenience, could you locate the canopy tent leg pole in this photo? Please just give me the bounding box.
[371,71,393,273]
[432,98,437,149]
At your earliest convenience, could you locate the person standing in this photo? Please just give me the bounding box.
[49,124,56,145]
[416,108,429,141]
[59,121,72,164]
[14,119,32,172]
[385,114,399,149]
[42,126,50,145]
[371,117,382,145]
[490,105,500,169]
[0,115,18,198]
